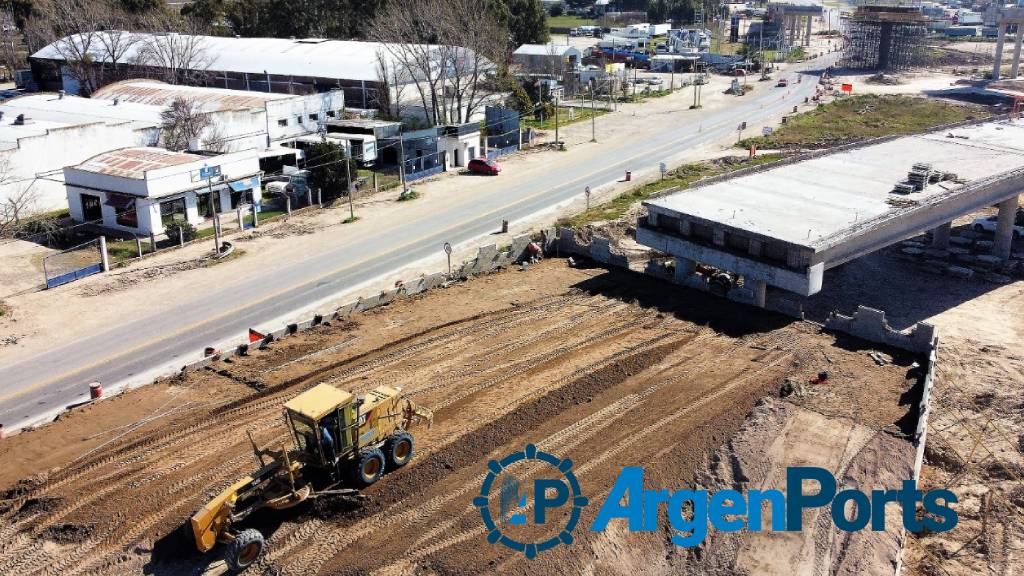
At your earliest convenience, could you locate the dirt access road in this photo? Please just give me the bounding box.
[0,259,918,576]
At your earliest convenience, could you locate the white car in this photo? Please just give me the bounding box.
[972,215,1024,238]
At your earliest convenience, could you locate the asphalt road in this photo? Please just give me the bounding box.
[0,58,832,429]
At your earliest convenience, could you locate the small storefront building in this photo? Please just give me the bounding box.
[64,147,263,237]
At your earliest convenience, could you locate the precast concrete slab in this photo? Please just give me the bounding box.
[638,119,1024,297]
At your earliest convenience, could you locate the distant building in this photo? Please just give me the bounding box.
[92,80,345,149]
[512,44,582,94]
[30,33,487,121]
[64,147,263,236]
[0,93,162,212]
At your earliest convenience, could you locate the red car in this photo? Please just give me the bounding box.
[467,158,501,175]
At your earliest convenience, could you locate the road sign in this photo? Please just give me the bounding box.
[659,162,667,174]
[443,242,452,255]
[584,186,591,198]
[199,165,221,180]
[762,126,774,136]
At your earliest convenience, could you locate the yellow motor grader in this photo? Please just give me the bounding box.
[190,384,432,571]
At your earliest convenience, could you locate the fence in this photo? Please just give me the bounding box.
[43,238,103,289]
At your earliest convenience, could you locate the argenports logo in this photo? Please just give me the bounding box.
[477,457,958,555]
[474,444,588,559]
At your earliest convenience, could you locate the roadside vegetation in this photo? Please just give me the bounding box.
[547,14,595,30]
[524,106,608,131]
[557,154,785,228]
[738,95,990,150]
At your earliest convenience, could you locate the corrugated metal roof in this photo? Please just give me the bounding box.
[513,43,582,57]
[33,33,457,83]
[0,93,161,150]
[92,80,294,112]
[75,147,202,179]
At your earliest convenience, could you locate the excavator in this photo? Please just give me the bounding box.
[190,384,433,571]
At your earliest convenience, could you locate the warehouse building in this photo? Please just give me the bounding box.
[30,33,469,118]
[92,80,345,149]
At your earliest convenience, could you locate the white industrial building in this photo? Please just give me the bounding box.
[91,80,345,148]
[0,81,342,214]
[64,147,263,237]
[0,93,162,213]
[30,33,486,121]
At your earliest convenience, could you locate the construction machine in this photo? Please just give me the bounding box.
[190,384,433,571]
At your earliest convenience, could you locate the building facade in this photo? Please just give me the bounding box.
[64,147,263,237]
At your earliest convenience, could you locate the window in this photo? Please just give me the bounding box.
[197,192,217,218]
[296,115,303,124]
[308,113,318,122]
[81,193,102,221]
[278,119,288,127]
[116,205,138,228]
[326,110,336,118]
[159,198,187,228]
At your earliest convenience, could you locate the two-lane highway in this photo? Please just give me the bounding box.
[0,57,833,429]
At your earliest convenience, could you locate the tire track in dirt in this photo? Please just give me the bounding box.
[271,337,697,575]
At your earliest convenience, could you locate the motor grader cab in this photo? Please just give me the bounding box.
[190,384,432,572]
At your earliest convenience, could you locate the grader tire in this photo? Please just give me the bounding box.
[354,447,386,487]
[225,528,265,572]
[386,432,414,469]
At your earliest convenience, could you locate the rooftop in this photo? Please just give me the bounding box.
[0,93,161,150]
[33,33,466,83]
[646,119,1024,251]
[74,148,203,179]
[92,80,296,112]
[326,118,402,129]
[513,43,582,57]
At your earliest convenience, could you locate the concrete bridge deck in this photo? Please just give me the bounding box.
[637,118,1024,303]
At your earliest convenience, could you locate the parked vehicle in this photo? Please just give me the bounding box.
[972,215,1024,238]
[467,158,501,175]
[777,78,789,87]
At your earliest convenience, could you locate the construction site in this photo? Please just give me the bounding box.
[0,255,932,575]
[841,0,931,72]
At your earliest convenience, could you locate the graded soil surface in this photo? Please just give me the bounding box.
[0,260,920,575]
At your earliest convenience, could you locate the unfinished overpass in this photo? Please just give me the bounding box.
[637,118,1024,307]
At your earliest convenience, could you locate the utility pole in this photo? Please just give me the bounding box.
[398,133,407,195]
[344,153,355,220]
[590,85,597,142]
[554,92,559,145]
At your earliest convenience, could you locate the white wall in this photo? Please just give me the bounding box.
[439,131,482,170]
[1,123,157,213]
[266,91,347,143]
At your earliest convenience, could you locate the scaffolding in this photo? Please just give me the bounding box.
[841,0,929,71]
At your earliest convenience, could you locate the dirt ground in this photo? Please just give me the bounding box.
[0,259,921,576]
[804,214,1024,576]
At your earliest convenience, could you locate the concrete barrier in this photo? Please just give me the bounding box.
[179,235,538,376]
[823,306,936,354]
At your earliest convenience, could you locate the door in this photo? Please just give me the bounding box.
[455,148,461,167]
[81,194,102,222]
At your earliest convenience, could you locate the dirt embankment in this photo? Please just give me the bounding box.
[0,260,920,576]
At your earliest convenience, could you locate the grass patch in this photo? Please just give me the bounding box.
[397,190,420,201]
[557,154,785,229]
[524,106,608,131]
[0,301,7,317]
[785,46,806,62]
[738,94,990,150]
[358,168,401,191]
[342,216,360,224]
[548,15,596,29]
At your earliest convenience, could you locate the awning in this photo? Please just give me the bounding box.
[228,176,261,192]
[104,193,136,210]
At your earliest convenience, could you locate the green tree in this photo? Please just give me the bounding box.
[505,0,548,45]
[305,140,359,200]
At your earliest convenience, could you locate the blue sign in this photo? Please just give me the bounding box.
[199,165,221,180]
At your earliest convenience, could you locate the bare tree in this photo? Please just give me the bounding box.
[372,0,447,125]
[0,158,42,239]
[159,97,211,151]
[435,5,505,123]
[133,16,212,85]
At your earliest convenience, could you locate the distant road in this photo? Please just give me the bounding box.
[0,57,833,429]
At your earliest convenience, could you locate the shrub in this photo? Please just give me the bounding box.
[166,221,198,244]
